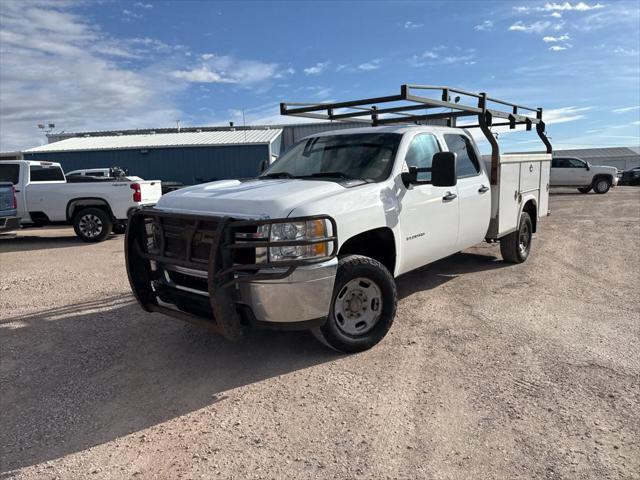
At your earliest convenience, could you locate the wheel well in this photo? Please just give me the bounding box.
[592,174,613,185]
[67,198,114,223]
[522,200,537,233]
[338,227,396,274]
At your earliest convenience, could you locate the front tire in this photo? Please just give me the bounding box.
[578,186,591,193]
[593,178,611,194]
[73,208,112,242]
[312,255,397,353]
[500,211,533,264]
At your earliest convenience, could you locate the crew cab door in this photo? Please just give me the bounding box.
[24,163,67,222]
[0,162,27,219]
[442,134,491,250]
[397,133,460,273]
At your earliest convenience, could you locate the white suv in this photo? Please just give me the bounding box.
[550,157,618,194]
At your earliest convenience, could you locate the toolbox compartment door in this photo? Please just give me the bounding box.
[484,153,551,239]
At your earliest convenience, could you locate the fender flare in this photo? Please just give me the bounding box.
[66,197,115,223]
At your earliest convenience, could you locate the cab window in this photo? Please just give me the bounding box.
[29,164,65,182]
[0,164,20,184]
[404,134,440,182]
[567,158,586,168]
[443,134,480,178]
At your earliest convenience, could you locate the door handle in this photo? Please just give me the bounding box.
[442,192,457,202]
[478,185,489,194]
[14,189,20,193]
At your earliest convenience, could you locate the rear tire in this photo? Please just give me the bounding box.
[73,208,112,243]
[500,212,532,264]
[593,178,611,194]
[312,255,397,353]
[578,186,591,193]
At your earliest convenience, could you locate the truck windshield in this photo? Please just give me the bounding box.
[262,133,402,182]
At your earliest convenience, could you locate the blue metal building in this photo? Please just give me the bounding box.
[23,129,283,184]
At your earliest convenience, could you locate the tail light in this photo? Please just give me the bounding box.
[130,183,142,202]
[11,185,17,209]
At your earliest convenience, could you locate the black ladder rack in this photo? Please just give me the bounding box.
[280,84,553,185]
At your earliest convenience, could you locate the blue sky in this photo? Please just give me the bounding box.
[1,0,639,152]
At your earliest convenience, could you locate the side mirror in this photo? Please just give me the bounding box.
[432,152,457,187]
[585,163,590,171]
[401,166,418,186]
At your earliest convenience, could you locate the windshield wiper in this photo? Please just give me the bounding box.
[303,171,354,179]
[259,172,295,179]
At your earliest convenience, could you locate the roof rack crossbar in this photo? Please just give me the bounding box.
[280,85,542,127]
[279,94,404,116]
[280,84,553,185]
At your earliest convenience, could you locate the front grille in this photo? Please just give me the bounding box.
[155,216,220,266]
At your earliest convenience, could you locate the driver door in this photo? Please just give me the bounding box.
[566,158,591,184]
[397,133,460,273]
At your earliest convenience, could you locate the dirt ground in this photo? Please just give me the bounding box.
[1,187,638,480]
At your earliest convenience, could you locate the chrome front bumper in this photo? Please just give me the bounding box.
[238,258,338,324]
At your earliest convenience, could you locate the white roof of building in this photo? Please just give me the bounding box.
[24,129,282,153]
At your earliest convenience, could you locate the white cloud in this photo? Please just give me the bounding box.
[612,106,640,113]
[541,2,605,12]
[550,11,563,18]
[474,20,493,31]
[549,45,568,51]
[172,66,233,83]
[442,55,475,64]
[513,2,605,14]
[134,2,153,8]
[613,47,639,56]
[544,106,591,123]
[172,55,279,85]
[0,0,184,150]
[278,66,296,76]
[201,53,215,60]
[632,120,640,126]
[409,46,475,67]
[122,9,142,20]
[543,33,570,42]
[508,20,553,33]
[357,59,382,71]
[303,61,330,75]
[403,21,423,29]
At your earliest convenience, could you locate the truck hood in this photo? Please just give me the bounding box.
[591,165,618,175]
[156,178,347,218]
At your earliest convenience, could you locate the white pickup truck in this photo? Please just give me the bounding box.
[550,156,618,194]
[125,85,552,352]
[0,160,162,242]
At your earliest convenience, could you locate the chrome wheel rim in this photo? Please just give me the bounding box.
[333,277,382,336]
[78,214,103,238]
[519,221,531,257]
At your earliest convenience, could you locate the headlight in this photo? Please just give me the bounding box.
[269,219,332,261]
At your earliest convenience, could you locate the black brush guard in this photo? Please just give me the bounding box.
[125,207,337,340]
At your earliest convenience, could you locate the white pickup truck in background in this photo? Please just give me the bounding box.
[550,156,618,193]
[0,160,162,242]
[125,85,553,353]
